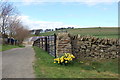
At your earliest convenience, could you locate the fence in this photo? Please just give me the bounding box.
[33,34,56,57]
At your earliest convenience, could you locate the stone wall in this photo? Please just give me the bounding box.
[71,35,119,59]
[56,33,72,57]
[33,32,119,59]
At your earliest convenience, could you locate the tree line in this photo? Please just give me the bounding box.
[0,0,29,45]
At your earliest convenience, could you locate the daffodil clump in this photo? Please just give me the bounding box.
[54,53,75,65]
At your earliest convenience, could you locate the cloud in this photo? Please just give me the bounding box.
[7,0,119,5]
[16,15,116,30]
[17,15,83,30]
[60,25,81,28]
[18,15,65,30]
[103,8,108,10]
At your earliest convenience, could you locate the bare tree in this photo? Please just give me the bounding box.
[6,18,30,45]
[0,1,18,44]
[8,16,20,37]
[11,22,30,44]
[0,1,30,45]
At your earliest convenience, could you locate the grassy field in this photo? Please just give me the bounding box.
[33,46,119,78]
[33,27,118,39]
[0,44,24,51]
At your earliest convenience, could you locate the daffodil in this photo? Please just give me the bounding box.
[60,58,64,62]
[65,61,68,63]
[54,58,59,61]
[64,58,68,60]
[54,53,75,65]
[61,56,64,58]
[64,53,68,57]
[71,55,75,58]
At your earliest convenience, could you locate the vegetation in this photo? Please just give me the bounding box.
[32,27,118,39]
[0,44,24,51]
[54,53,75,65]
[0,1,29,45]
[33,46,119,78]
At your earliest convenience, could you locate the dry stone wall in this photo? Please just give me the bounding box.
[71,35,119,59]
[33,32,119,59]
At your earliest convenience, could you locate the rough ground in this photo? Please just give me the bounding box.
[2,46,35,78]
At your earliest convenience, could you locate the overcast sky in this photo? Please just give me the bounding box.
[6,0,119,30]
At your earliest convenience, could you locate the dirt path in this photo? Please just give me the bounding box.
[2,46,35,78]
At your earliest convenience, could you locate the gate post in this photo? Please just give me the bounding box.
[41,38,43,49]
[54,33,57,58]
[45,37,48,51]
[56,32,72,57]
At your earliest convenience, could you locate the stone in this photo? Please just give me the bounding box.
[100,50,104,52]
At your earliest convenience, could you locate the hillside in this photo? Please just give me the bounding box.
[33,27,118,39]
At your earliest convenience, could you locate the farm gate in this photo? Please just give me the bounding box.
[33,34,56,57]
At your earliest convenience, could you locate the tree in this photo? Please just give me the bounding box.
[13,23,30,44]
[8,16,20,38]
[35,30,40,36]
[0,1,29,45]
[0,1,18,44]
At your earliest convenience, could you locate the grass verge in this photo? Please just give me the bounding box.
[0,44,25,51]
[33,46,119,78]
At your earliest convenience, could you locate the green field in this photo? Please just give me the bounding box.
[33,46,119,78]
[34,27,118,39]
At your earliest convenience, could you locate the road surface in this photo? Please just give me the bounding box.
[2,46,35,78]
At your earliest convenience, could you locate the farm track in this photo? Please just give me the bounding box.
[2,46,35,78]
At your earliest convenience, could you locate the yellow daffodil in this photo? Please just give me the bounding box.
[54,58,59,61]
[64,53,68,57]
[65,61,68,63]
[61,56,64,58]
[61,60,64,62]
[71,55,75,58]
[60,58,64,62]
[67,57,72,61]
[54,53,75,65]
[64,58,68,60]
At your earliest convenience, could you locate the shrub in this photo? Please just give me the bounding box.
[54,53,75,65]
